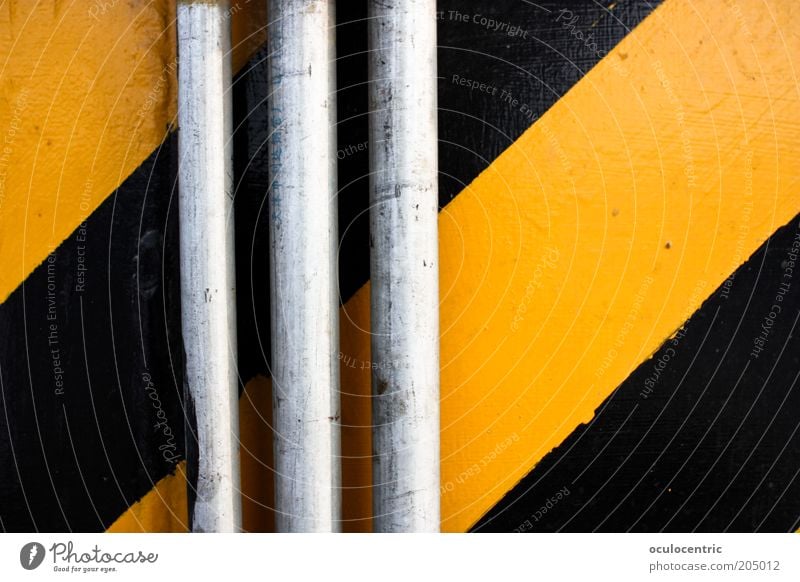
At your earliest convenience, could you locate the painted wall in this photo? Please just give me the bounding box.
[0,0,798,533]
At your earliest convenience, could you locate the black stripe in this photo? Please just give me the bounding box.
[0,135,184,532]
[473,215,800,532]
[0,0,664,530]
[437,0,662,204]
[231,0,663,318]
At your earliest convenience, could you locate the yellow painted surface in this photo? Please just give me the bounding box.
[436,0,800,530]
[109,292,376,533]
[107,462,189,533]
[339,0,800,532]
[110,376,276,532]
[340,287,373,531]
[230,0,267,73]
[0,1,177,302]
[239,375,274,532]
[106,0,800,532]
[0,0,276,532]
[0,0,265,303]
[110,293,376,533]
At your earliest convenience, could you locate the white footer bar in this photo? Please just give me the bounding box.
[2,533,798,581]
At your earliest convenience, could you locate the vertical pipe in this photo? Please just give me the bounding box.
[177,0,241,532]
[268,0,341,532]
[368,0,441,532]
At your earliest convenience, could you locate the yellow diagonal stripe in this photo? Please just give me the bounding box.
[107,462,189,533]
[0,0,266,303]
[108,375,274,533]
[341,0,800,532]
[108,0,800,532]
[0,1,176,302]
[436,0,799,531]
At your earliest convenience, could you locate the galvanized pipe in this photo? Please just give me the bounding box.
[267,0,341,532]
[176,0,241,532]
[368,0,441,532]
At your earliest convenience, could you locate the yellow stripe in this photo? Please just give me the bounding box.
[107,0,800,531]
[0,0,265,303]
[0,1,176,302]
[231,1,267,73]
[435,0,800,530]
[340,287,373,531]
[98,2,272,531]
[108,293,376,533]
[336,0,800,532]
[107,462,188,533]
[238,375,274,532]
[109,375,274,532]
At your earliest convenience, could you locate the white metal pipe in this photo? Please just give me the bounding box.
[267,0,341,532]
[368,0,441,532]
[177,0,241,533]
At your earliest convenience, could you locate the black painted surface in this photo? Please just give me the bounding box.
[335,3,371,303]
[437,0,662,205]
[230,0,665,383]
[232,49,273,383]
[0,136,185,532]
[473,216,800,532]
[238,0,664,305]
[0,0,663,530]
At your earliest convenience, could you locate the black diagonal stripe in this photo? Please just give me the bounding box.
[473,215,800,533]
[436,0,663,205]
[0,0,665,531]
[0,135,184,532]
[0,39,278,530]
[231,0,663,336]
